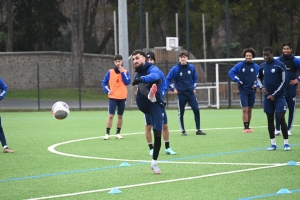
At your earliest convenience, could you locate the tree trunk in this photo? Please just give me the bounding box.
[84,0,100,53]
[71,0,84,87]
[6,0,13,52]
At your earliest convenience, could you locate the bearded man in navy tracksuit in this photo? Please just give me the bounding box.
[274,42,300,136]
[165,51,206,136]
[257,46,290,151]
[131,49,165,174]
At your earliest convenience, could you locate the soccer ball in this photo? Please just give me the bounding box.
[51,101,70,120]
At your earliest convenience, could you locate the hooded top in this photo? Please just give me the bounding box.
[165,62,198,95]
[228,60,259,94]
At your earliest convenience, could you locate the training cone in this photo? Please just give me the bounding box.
[276,188,291,194]
[119,162,131,167]
[108,188,122,194]
[287,161,297,166]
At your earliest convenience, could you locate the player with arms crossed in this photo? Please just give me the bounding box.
[131,49,165,174]
[228,48,259,133]
[165,51,206,136]
[257,46,290,151]
[102,54,131,140]
[274,42,300,136]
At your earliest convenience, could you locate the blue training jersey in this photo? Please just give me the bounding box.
[134,62,164,104]
[228,60,259,94]
[276,54,300,90]
[0,78,8,99]
[165,62,197,95]
[257,59,287,98]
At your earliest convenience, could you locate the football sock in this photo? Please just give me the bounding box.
[244,122,249,129]
[284,139,289,145]
[151,159,157,165]
[153,129,162,160]
[165,141,170,149]
[116,127,121,134]
[148,143,153,150]
[271,138,276,145]
[106,128,110,135]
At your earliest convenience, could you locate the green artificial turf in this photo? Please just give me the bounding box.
[0,109,299,199]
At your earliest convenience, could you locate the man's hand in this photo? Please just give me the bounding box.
[267,95,275,101]
[262,87,268,95]
[289,78,299,85]
[118,66,125,73]
[132,78,142,86]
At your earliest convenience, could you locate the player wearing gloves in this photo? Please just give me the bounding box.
[274,42,300,136]
[101,54,131,140]
[165,51,206,136]
[131,49,165,174]
[257,46,290,151]
[228,48,259,132]
[0,78,14,153]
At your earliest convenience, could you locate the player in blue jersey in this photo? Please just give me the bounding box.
[165,51,206,136]
[101,55,131,140]
[257,46,290,151]
[143,52,176,156]
[0,78,14,153]
[131,49,165,174]
[274,42,300,136]
[228,48,259,133]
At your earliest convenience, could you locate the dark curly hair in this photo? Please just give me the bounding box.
[242,47,256,58]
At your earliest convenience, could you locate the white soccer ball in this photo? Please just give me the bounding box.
[51,101,70,120]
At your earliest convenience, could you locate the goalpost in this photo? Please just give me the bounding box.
[187,57,268,109]
[187,56,300,109]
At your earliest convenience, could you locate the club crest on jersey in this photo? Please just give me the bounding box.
[188,70,191,74]
[271,69,275,73]
[180,72,183,76]
[242,68,245,72]
[250,68,254,72]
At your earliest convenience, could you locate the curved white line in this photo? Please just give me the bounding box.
[47,126,294,166]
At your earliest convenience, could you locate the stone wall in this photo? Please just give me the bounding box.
[0,52,114,90]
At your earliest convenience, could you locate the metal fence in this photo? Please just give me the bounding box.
[1,54,300,110]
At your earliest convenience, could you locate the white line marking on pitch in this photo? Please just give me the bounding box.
[25,164,285,200]
[47,125,294,166]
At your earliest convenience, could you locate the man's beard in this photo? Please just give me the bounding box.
[134,63,143,72]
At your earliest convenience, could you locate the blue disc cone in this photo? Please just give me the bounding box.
[108,188,122,194]
[119,162,131,167]
[277,188,291,194]
[287,161,297,166]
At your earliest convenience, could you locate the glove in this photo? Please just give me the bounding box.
[234,76,243,85]
[0,91,6,101]
[132,78,142,86]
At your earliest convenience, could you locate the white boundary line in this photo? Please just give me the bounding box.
[40,125,299,200]
[26,164,285,200]
[48,125,299,165]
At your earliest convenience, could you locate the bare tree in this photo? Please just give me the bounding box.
[83,0,100,53]
[6,0,13,51]
[71,0,84,87]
